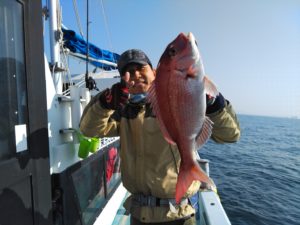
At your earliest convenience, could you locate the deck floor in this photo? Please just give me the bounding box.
[111,192,131,225]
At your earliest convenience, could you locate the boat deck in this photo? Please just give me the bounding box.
[93,183,231,225]
[111,192,131,225]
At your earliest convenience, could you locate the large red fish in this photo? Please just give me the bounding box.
[148,32,218,203]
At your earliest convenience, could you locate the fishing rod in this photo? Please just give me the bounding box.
[85,0,98,91]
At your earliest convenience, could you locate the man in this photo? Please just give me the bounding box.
[80,49,240,225]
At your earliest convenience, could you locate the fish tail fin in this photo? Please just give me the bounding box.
[175,163,211,204]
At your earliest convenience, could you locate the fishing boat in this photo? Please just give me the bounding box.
[0,1,231,224]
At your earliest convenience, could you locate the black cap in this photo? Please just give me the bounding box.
[117,49,152,76]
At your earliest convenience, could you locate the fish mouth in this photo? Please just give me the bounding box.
[187,32,194,41]
[187,32,200,60]
[178,32,196,44]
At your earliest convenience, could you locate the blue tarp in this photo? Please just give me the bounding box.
[62,28,120,70]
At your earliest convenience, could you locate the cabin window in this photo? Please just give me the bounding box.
[0,0,28,159]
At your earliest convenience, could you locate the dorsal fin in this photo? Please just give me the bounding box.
[147,83,176,145]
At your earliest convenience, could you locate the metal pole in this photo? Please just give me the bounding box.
[85,0,90,88]
[48,0,63,94]
[49,0,59,64]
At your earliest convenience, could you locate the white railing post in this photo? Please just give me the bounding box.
[70,86,82,136]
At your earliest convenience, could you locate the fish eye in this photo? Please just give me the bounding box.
[168,46,177,57]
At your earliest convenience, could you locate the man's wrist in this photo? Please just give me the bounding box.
[99,88,112,109]
[206,93,226,114]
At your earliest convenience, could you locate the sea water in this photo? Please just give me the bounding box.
[199,115,300,225]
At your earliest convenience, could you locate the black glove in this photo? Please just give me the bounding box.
[99,80,129,110]
[206,92,226,114]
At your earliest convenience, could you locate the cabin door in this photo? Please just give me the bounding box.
[0,1,52,225]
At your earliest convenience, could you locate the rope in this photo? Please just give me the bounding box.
[72,0,85,38]
[61,48,72,84]
[99,0,117,63]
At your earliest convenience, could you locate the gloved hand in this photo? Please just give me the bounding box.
[206,92,226,114]
[99,78,129,110]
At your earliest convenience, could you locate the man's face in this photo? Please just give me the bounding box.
[122,63,156,94]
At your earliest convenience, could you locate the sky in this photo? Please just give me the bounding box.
[44,0,300,118]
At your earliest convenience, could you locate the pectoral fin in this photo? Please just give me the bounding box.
[203,76,219,98]
[195,116,213,149]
